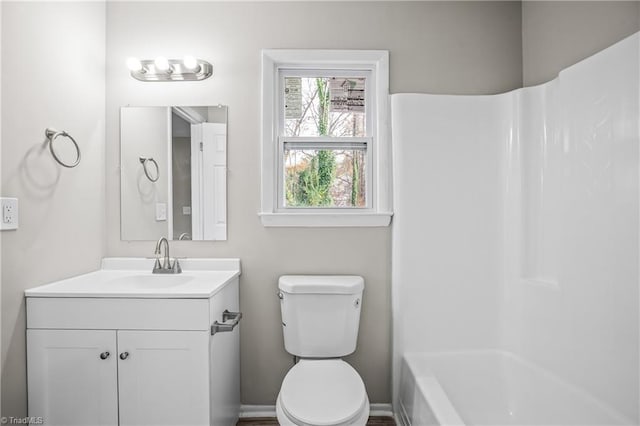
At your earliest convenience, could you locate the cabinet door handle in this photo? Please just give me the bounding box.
[99,351,110,360]
[119,352,130,360]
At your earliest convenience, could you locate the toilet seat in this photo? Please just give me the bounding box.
[278,359,369,426]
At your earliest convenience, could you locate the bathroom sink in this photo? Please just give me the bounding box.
[24,257,240,298]
[106,274,193,289]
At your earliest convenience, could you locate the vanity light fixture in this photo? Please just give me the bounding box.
[126,56,213,82]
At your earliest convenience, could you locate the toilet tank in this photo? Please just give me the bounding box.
[278,275,364,358]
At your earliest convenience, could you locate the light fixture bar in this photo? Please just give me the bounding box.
[129,58,213,82]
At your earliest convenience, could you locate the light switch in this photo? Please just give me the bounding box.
[155,203,167,221]
[182,206,191,216]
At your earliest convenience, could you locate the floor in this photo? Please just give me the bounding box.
[237,417,396,425]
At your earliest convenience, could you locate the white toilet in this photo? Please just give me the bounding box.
[276,275,370,426]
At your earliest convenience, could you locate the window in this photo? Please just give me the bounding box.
[282,73,369,209]
[261,50,392,227]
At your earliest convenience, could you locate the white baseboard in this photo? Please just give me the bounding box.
[370,403,394,417]
[239,405,276,418]
[240,403,393,418]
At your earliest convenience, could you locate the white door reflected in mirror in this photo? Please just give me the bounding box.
[120,105,227,241]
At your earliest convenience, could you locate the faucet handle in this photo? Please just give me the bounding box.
[171,258,182,274]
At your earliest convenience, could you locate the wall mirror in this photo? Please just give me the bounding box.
[120,105,227,241]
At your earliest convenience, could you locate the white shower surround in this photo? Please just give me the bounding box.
[392,33,639,425]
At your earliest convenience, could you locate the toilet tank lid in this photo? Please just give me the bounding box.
[279,275,364,294]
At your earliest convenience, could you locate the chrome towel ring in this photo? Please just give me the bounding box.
[139,156,159,182]
[45,128,81,168]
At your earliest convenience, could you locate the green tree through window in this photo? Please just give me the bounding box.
[287,78,336,206]
[285,77,366,208]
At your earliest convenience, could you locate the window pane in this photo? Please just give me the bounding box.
[284,148,367,208]
[284,77,366,138]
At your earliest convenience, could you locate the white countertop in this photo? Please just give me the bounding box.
[24,257,241,299]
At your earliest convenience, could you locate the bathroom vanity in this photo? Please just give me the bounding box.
[25,258,241,426]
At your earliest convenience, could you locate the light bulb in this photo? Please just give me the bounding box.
[126,57,143,72]
[154,56,170,72]
[183,55,199,71]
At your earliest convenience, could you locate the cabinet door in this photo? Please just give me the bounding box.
[27,329,118,426]
[117,330,209,426]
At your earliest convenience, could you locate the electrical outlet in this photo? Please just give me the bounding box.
[0,198,18,230]
[155,202,167,221]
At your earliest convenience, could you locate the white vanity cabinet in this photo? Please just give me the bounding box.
[25,258,241,426]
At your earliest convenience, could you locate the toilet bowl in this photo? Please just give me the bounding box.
[277,275,369,426]
[276,360,370,426]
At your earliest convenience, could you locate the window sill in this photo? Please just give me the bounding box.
[258,212,393,227]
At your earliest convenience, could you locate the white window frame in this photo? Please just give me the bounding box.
[260,49,392,227]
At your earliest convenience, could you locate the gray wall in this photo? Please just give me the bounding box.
[1,2,106,415]
[105,1,522,405]
[522,1,640,86]
[0,2,3,412]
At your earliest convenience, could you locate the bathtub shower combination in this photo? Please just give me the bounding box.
[391,34,639,425]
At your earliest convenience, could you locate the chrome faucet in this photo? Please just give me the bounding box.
[153,237,182,274]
